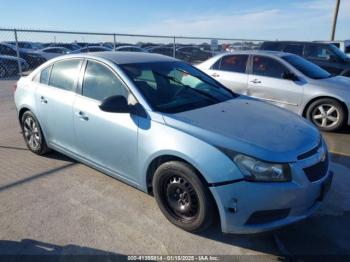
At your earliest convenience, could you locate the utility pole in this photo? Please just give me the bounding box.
[331,0,341,40]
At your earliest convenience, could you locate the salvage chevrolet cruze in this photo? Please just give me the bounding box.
[14,52,333,233]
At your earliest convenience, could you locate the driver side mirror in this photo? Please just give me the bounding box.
[282,72,299,81]
[99,95,130,113]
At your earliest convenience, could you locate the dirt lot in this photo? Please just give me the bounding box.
[0,80,349,260]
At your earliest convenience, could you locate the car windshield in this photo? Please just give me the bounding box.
[328,44,349,61]
[120,61,236,113]
[282,55,333,79]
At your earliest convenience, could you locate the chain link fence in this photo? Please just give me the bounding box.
[0,28,265,79]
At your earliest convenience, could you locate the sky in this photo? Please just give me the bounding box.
[0,0,349,42]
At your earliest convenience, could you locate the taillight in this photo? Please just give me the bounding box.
[13,82,18,92]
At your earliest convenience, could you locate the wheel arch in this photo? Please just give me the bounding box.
[145,154,210,195]
[18,106,31,121]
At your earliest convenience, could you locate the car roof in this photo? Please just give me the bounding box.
[59,51,178,64]
[217,50,290,57]
[263,40,328,45]
[116,46,142,49]
[42,46,68,50]
[0,42,15,48]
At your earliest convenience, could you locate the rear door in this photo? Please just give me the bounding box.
[247,55,302,112]
[36,59,82,152]
[207,54,249,95]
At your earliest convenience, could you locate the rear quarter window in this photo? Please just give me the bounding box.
[39,65,52,85]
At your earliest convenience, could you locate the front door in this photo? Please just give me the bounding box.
[248,55,302,112]
[73,60,138,182]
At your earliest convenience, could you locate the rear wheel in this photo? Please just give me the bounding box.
[306,98,345,132]
[21,111,50,155]
[152,161,215,232]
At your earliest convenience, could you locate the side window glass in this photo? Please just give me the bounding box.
[49,60,81,91]
[261,42,280,51]
[39,65,52,85]
[3,46,16,56]
[211,58,221,70]
[220,55,248,73]
[284,44,303,56]
[82,61,128,101]
[305,45,332,60]
[252,56,288,79]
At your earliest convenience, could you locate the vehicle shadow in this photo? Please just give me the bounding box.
[43,150,77,163]
[337,125,350,134]
[0,144,76,163]
[0,238,127,261]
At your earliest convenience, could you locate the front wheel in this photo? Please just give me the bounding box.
[152,161,215,232]
[21,111,50,155]
[306,98,346,132]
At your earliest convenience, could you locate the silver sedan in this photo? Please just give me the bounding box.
[197,51,350,132]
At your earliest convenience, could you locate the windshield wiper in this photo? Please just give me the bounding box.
[153,71,221,102]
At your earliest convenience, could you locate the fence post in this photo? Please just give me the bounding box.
[14,29,22,77]
[173,36,176,58]
[113,34,116,51]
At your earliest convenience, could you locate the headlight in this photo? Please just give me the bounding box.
[233,154,291,182]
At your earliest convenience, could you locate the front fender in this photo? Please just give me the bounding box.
[137,117,242,191]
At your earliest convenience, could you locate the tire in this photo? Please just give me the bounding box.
[152,161,215,232]
[306,98,346,132]
[21,111,50,155]
[0,64,7,78]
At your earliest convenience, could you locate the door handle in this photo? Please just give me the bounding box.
[250,79,261,84]
[77,111,89,121]
[40,96,48,103]
[211,73,220,77]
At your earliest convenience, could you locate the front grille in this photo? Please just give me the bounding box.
[303,154,329,182]
[245,208,290,225]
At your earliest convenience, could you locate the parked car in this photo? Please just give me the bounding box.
[41,43,81,51]
[197,51,350,131]
[70,46,111,54]
[176,46,212,63]
[315,40,350,57]
[37,47,70,60]
[260,41,350,77]
[14,52,332,234]
[0,43,46,69]
[0,55,29,78]
[115,46,147,52]
[6,41,43,50]
[147,46,189,61]
[146,45,175,57]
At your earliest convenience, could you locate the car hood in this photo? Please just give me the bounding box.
[163,96,320,163]
[312,75,350,90]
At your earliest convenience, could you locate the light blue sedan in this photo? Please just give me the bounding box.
[14,52,333,234]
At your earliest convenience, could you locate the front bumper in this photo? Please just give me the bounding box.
[210,167,333,234]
